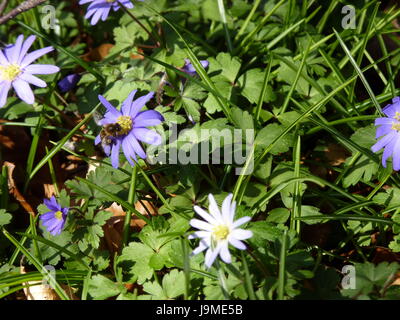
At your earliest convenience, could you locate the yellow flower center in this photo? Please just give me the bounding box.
[395,112,400,121]
[116,116,133,135]
[54,210,63,220]
[392,122,400,131]
[0,64,21,81]
[212,225,230,241]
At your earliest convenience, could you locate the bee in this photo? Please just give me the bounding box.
[99,123,123,149]
[94,112,124,152]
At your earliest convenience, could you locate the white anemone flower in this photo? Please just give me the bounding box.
[189,193,253,268]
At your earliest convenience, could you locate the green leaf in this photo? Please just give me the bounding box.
[0,210,12,227]
[238,68,275,104]
[88,275,123,300]
[256,123,293,155]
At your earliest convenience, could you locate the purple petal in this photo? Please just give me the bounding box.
[132,128,162,145]
[98,95,121,118]
[133,110,164,127]
[18,73,46,88]
[0,81,11,108]
[372,131,396,153]
[376,124,393,139]
[111,139,121,168]
[130,92,155,119]
[392,135,400,170]
[127,133,146,159]
[382,133,398,167]
[40,211,56,221]
[20,47,54,68]
[6,35,24,64]
[12,79,34,104]
[95,134,101,145]
[24,64,60,75]
[375,118,395,126]
[121,89,138,116]
[91,8,106,25]
[122,136,137,165]
[0,49,9,65]
[17,35,36,64]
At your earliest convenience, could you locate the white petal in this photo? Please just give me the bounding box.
[205,247,219,269]
[228,237,246,250]
[229,199,237,222]
[221,193,233,223]
[192,242,208,255]
[194,205,217,225]
[190,219,213,231]
[208,194,222,221]
[219,242,231,264]
[231,229,253,240]
[232,216,251,228]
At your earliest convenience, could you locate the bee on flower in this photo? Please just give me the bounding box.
[94,90,164,168]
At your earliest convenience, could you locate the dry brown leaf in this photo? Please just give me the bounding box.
[324,143,350,166]
[102,198,158,256]
[4,162,35,217]
[20,265,78,300]
[82,43,114,62]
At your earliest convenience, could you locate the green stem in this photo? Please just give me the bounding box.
[123,165,138,247]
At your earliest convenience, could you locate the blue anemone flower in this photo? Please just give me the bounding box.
[371,97,400,170]
[95,90,164,168]
[58,74,81,93]
[181,59,209,76]
[40,196,68,236]
[79,0,135,25]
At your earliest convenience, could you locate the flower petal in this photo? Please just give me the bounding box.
[372,131,397,153]
[0,81,11,108]
[130,92,154,118]
[205,247,219,268]
[132,128,162,145]
[21,46,54,68]
[18,35,36,64]
[110,139,121,168]
[24,64,60,75]
[127,132,146,159]
[194,205,218,225]
[208,194,222,221]
[133,110,164,127]
[231,229,253,240]
[228,237,246,250]
[12,79,34,104]
[221,194,233,223]
[392,134,400,170]
[121,89,138,116]
[232,216,251,228]
[382,132,398,167]
[190,218,213,231]
[98,95,121,118]
[219,242,231,264]
[18,73,46,88]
